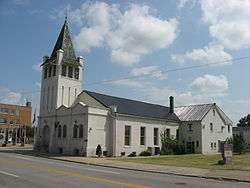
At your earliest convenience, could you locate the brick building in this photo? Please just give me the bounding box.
[0,102,32,145]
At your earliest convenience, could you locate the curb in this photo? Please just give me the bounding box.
[4,150,250,184]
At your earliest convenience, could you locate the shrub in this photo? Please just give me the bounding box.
[128,152,136,157]
[139,150,151,156]
[226,135,247,154]
[160,132,186,155]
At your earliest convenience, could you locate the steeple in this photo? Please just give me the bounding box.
[50,19,77,61]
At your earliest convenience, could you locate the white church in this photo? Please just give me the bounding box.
[35,19,233,156]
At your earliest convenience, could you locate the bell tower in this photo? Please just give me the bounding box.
[39,19,83,116]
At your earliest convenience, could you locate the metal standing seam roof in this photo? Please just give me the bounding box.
[84,90,180,122]
[174,104,214,122]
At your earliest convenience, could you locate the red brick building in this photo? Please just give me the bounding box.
[0,102,32,145]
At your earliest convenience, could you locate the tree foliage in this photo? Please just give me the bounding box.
[226,134,247,154]
[160,131,185,155]
[237,114,250,127]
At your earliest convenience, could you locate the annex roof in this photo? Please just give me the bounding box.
[174,104,213,122]
[175,103,233,125]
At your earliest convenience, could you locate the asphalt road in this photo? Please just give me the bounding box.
[0,152,249,188]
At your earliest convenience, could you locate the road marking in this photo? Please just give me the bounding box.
[0,159,149,188]
[13,154,121,175]
[0,170,19,178]
[84,167,121,175]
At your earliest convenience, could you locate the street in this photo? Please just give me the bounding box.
[0,152,249,188]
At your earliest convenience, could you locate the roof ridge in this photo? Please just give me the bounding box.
[84,90,170,108]
[175,103,214,108]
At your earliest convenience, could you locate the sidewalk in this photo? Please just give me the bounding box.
[1,146,250,183]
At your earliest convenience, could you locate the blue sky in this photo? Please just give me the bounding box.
[0,0,250,123]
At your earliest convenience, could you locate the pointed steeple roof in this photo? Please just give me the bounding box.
[50,19,77,61]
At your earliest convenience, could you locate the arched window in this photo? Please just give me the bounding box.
[73,124,78,138]
[79,124,83,138]
[58,125,62,138]
[63,125,67,138]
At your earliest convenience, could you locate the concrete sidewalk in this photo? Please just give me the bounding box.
[1,146,249,183]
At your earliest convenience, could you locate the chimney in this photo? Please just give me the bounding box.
[169,96,174,114]
[26,101,31,107]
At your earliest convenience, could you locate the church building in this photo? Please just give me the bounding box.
[35,19,232,156]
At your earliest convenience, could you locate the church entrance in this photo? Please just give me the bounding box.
[42,125,50,151]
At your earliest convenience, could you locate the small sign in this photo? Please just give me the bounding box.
[222,143,233,164]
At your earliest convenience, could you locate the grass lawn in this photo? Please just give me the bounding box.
[111,153,250,171]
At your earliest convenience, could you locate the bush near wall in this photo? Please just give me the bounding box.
[226,135,247,154]
[161,137,186,155]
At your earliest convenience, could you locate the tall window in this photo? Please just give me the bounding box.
[73,124,78,138]
[44,66,48,79]
[63,125,67,138]
[210,123,213,132]
[48,66,52,77]
[188,124,193,132]
[61,86,64,105]
[58,125,62,138]
[124,126,131,146]
[228,125,231,133]
[53,65,56,76]
[79,124,83,138]
[74,88,77,99]
[221,126,224,133]
[62,65,67,76]
[0,118,7,124]
[154,128,159,145]
[68,87,71,106]
[47,86,50,111]
[74,68,79,79]
[140,127,145,145]
[68,66,73,78]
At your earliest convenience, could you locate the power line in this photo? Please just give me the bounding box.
[84,56,250,86]
[18,56,250,95]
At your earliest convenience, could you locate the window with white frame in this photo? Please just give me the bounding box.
[124,125,131,146]
[188,124,193,132]
[154,128,159,145]
[210,123,213,132]
[140,127,145,145]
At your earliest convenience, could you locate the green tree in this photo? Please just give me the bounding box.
[160,130,185,155]
[237,114,250,127]
[226,134,247,154]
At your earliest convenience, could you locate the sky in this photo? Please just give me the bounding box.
[0,0,250,123]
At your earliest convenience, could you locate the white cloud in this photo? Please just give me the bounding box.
[130,66,167,80]
[178,0,197,9]
[110,79,142,88]
[190,74,228,94]
[171,44,232,65]
[201,0,250,50]
[0,87,22,105]
[32,63,41,72]
[35,82,41,88]
[70,2,178,66]
[109,77,216,107]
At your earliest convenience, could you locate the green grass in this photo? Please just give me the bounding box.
[111,153,250,171]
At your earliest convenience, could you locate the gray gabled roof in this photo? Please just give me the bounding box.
[175,103,233,125]
[174,104,214,122]
[85,90,180,122]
